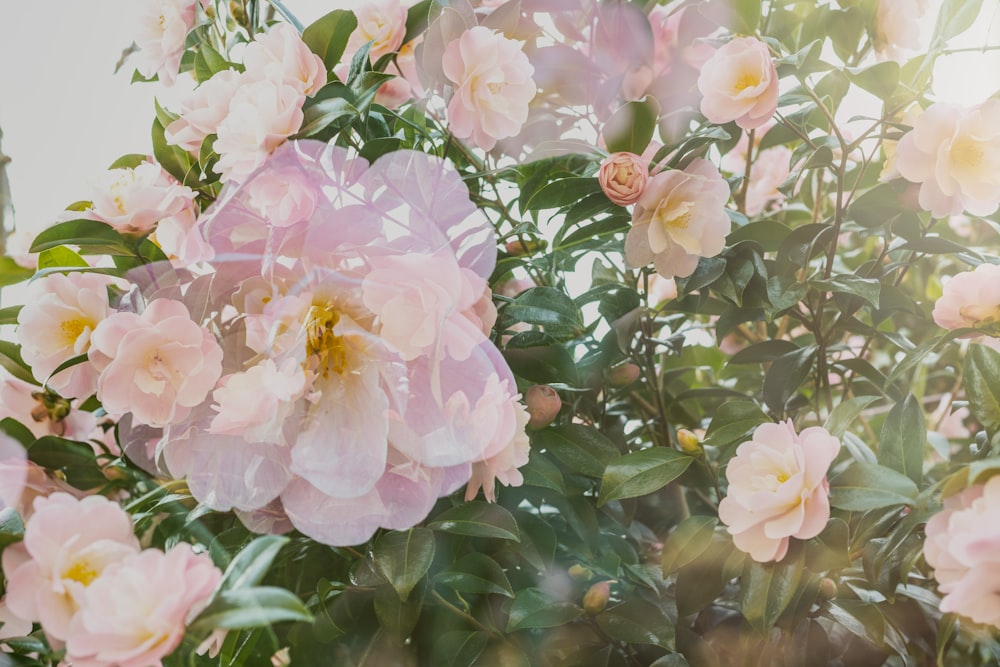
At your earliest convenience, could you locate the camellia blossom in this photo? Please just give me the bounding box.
[132,0,198,85]
[85,162,197,236]
[88,299,223,428]
[599,152,649,206]
[165,69,244,153]
[697,37,778,130]
[64,545,222,667]
[16,272,115,399]
[625,158,731,279]
[874,0,928,63]
[718,421,841,562]
[924,478,1000,627]
[442,26,537,151]
[2,493,140,642]
[465,399,531,502]
[932,263,1000,335]
[242,23,327,97]
[346,0,409,61]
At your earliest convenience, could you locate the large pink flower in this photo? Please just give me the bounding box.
[932,263,1000,335]
[65,545,221,667]
[442,26,537,151]
[625,158,731,278]
[718,421,841,562]
[697,37,778,131]
[346,0,409,62]
[924,478,1000,627]
[243,23,327,97]
[2,493,140,642]
[85,162,197,237]
[895,101,1000,217]
[16,272,115,399]
[133,0,198,85]
[89,299,223,428]
[165,69,244,153]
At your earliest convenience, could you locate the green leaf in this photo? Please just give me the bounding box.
[763,345,816,416]
[217,535,288,593]
[604,97,660,155]
[0,305,22,326]
[846,61,899,98]
[0,341,36,385]
[519,452,567,494]
[37,245,89,270]
[374,581,423,641]
[190,586,313,633]
[823,396,880,438]
[964,343,1000,432]
[662,516,719,576]
[302,9,358,71]
[436,553,514,597]
[878,394,924,485]
[813,275,880,309]
[524,177,603,211]
[598,448,693,506]
[505,587,581,631]
[824,600,887,650]
[28,436,105,489]
[728,340,800,364]
[295,97,359,138]
[430,631,489,667]
[828,461,918,511]
[428,502,519,541]
[702,400,769,448]
[532,424,619,478]
[739,550,805,632]
[30,219,134,256]
[0,257,34,288]
[194,43,232,83]
[0,418,34,447]
[0,507,24,551]
[373,527,435,601]
[595,599,675,649]
[930,0,984,45]
[504,287,585,339]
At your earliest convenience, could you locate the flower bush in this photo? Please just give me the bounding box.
[1,0,1000,665]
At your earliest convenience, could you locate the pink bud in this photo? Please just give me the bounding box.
[598,152,649,206]
[525,384,560,429]
[607,363,641,387]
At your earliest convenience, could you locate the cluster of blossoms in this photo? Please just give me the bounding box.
[1,492,221,666]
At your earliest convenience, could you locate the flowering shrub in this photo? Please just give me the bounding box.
[1,0,1000,665]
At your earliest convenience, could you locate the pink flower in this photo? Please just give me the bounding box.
[895,101,1000,217]
[743,145,792,216]
[213,79,306,183]
[133,0,198,85]
[89,299,223,428]
[718,421,841,562]
[874,0,928,62]
[346,0,409,62]
[85,162,197,236]
[0,368,98,443]
[243,23,327,97]
[924,479,1000,627]
[209,358,308,444]
[16,272,115,399]
[931,263,1000,335]
[625,158,731,279]
[244,164,319,228]
[465,398,530,502]
[65,545,222,667]
[442,26,537,151]
[165,69,244,153]
[375,40,424,109]
[524,384,560,429]
[697,37,778,131]
[153,204,213,266]
[2,493,140,642]
[0,595,32,642]
[599,152,649,206]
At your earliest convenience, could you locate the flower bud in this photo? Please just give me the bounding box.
[676,429,701,453]
[607,363,641,387]
[818,578,838,600]
[568,564,592,581]
[598,152,649,206]
[525,385,561,430]
[583,580,612,615]
[505,238,547,256]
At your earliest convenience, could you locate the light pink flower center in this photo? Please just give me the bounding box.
[951,137,984,170]
[63,559,98,587]
[61,318,90,345]
[733,71,761,93]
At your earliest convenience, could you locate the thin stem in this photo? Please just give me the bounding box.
[432,590,502,639]
[266,0,304,32]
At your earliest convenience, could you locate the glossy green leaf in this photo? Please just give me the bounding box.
[504,287,585,339]
[217,535,288,593]
[428,502,519,541]
[595,598,674,649]
[0,257,34,288]
[430,631,489,667]
[662,516,719,576]
[190,586,313,633]
[29,219,133,255]
[763,345,816,416]
[37,245,89,270]
[823,396,880,438]
[302,9,358,70]
[847,61,899,97]
[519,451,568,494]
[28,436,105,489]
[533,424,619,478]
[964,343,1000,432]
[505,587,581,631]
[739,550,805,632]
[598,448,693,506]
[828,461,918,511]
[0,305,21,326]
[878,394,924,485]
[436,553,514,597]
[524,177,603,212]
[374,581,423,641]
[604,97,660,155]
[373,527,435,601]
[701,400,769,448]
[0,341,36,385]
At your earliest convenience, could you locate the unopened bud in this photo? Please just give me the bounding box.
[583,581,612,615]
[607,363,640,387]
[525,385,560,430]
[505,238,547,256]
[568,564,592,581]
[818,578,838,600]
[676,429,701,453]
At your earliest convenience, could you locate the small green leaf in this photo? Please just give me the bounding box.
[702,401,769,448]
[505,588,581,631]
[0,341,36,385]
[217,535,288,593]
[374,581,423,641]
[813,275,880,309]
[0,305,22,326]
[0,257,34,288]
[763,346,816,416]
[428,502,519,541]
[604,97,660,155]
[302,9,358,71]
[28,436,105,489]
[598,448,693,506]
[30,219,134,256]
[373,527,435,601]
[524,177,603,211]
[662,516,719,576]
[930,0,984,45]
[519,451,567,494]
[190,586,313,633]
[828,461,918,511]
[878,394,924,485]
[823,396,880,438]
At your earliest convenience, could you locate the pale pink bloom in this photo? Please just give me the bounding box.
[599,152,649,206]
[0,433,27,513]
[153,205,213,266]
[85,162,197,236]
[879,104,922,182]
[647,274,677,304]
[743,145,792,216]
[875,0,928,62]
[210,358,308,444]
[896,101,1000,217]
[65,545,222,667]
[932,263,1000,334]
[213,79,305,183]
[9,461,87,520]
[648,5,684,76]
[465,399,530,502]
[346,0,409,62]
[375,40,424,109]
[165,69,244,153]
[2,493,140,642]
[88,299,223,428]
[133,0,198,85]
[243,23,327,96]
[442,26,537,151]
[697,37,778,131]
[3,229,37,269]
[243,292,313,358]
[718,421,841,562]
[17,272,115,399]
[0,595,32,642]
[625,158,731,279]
[244,165,319,228]
[924,479,1000,627]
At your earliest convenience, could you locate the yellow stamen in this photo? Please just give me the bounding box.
[306,305,348,378]
[64,560,98,587]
